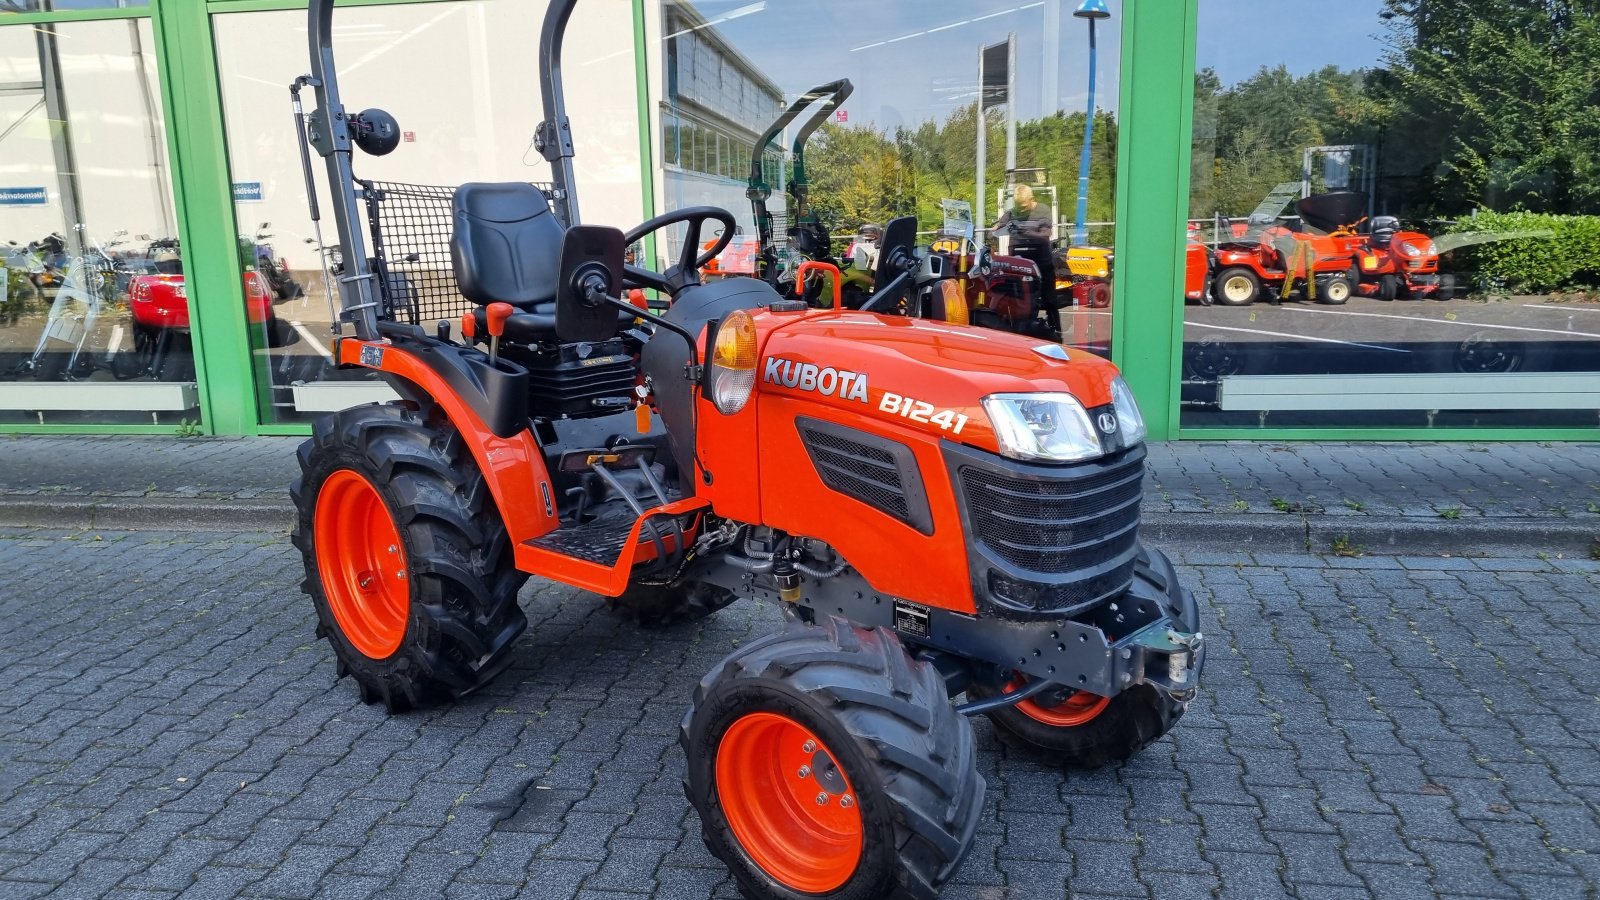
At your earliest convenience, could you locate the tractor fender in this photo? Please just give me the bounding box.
[335,332,560,544]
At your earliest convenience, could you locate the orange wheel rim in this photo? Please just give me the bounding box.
[314,469,409,659]
[1009,677,1110,727]
[716,712,863,893]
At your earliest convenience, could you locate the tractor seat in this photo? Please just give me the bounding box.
[452,182,564,313]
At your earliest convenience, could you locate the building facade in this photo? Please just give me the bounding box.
[0,0,1593,441]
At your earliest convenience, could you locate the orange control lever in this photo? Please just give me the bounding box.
[795,260,843,308]
[460,312,477,344]
[485,302,514,364]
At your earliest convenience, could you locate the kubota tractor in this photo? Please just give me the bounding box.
[290,2,1205,896]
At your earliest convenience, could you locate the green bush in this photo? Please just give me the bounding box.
[1443,211,1600,294]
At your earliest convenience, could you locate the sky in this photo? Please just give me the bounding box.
[686,0,1394,133]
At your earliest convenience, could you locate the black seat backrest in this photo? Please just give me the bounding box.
[451,182,564,307]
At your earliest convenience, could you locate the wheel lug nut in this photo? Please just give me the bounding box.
[802,741,816,753]
[840,795,854,809]
[815,792,828,806]
[797,766,811,779]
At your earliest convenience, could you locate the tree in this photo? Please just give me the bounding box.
[1379,0,1600,215]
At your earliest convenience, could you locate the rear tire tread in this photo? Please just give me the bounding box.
[292,402,528,713]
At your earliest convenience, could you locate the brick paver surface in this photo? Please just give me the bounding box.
[2,529,1598,899]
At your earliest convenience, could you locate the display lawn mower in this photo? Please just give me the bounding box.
[290,3,1206,896]
[1201,195,1360,307]
[1296,191,1444,301]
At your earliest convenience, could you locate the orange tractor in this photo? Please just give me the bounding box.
[289,1,1205,896]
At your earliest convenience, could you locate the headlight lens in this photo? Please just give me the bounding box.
[1398,241,1422,258]
[1109,376,1147,446]
[982,392,1103,462]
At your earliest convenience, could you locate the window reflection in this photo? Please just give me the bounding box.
[659,0,1120,356]
[0,18,191,426]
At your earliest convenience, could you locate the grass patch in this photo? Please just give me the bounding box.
[1438,507,1463,521]
[1330,535,1364,558]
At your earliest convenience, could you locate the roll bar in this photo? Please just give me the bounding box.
[296,0,582,342]
[745,80,852,278]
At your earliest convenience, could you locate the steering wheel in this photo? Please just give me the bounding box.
[622,206,737,296]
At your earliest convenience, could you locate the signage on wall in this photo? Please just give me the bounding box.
[233,182,264,203]
[0,187,48,206]
[403,131,416,143]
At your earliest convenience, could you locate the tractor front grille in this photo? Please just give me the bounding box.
[947,440,1145,616]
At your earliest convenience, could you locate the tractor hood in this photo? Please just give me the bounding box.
[1296,192,1368,233]
[757,312,1124,457]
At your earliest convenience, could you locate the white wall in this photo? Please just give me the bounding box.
[214,0,647,260]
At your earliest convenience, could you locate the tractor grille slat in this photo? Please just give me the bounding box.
[797,418,931,533]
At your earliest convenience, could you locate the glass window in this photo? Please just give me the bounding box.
[0,1,148,12]
[0,18,192,426]
[1182,1,1600,430]
[657,0,1120,356]
[213,0,643,425]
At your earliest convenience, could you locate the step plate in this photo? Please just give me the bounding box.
[526,519,637,567]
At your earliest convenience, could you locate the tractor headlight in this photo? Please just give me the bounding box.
[1109,376,1147,446]
[1397,240,1436,258]
[706,309,757,415]
[982,393,1103,463]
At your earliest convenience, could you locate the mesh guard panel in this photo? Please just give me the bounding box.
[358,180,554,326]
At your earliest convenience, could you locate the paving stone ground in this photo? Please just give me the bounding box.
[2,529,1598,899]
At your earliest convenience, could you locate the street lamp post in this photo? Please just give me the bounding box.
[1071,0,1110,246]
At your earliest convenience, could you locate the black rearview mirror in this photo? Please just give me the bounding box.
[555,225,626,343]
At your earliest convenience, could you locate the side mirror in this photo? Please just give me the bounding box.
[555,225,626,343]
[861,215,918,312]
[873,216,918,295]
[352,108,401,157]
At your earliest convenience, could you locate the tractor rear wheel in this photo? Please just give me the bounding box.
[607,579,736,628]
[1212,267,1260,306]
[683,617,983,900]
[291,402,528,712]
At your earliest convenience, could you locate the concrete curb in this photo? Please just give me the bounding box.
[1141,511,1600,558]
[4,494,1595,558]
[0,498,293,533]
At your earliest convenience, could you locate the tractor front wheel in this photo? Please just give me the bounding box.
[969,545,1195,767]
[969,679,1184,769]
[292,402,529,712]
[683,617,983,900]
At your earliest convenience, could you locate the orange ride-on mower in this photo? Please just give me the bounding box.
[290,2,1205,896]
[1295,192,1443,301]
[1209,213,1357,307]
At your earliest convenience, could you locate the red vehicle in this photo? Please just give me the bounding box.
[1184,239,1211,303]
[1295,192,1442,300]
[122,258,284,380]
[1207,215,1356,306]
[925,237,1055,338]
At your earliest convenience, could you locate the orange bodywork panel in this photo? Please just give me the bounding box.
[336,338,560,545]
[742,310,1124,615]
